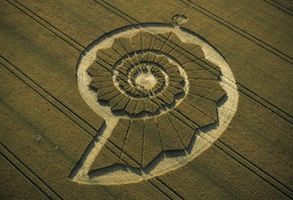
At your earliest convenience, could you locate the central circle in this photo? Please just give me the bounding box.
[112,51,187,102]
[134,72,157,90]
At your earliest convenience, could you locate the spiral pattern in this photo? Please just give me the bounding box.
[84,28,227,169]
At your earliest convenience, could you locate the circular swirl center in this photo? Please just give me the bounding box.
[134,72,157,90]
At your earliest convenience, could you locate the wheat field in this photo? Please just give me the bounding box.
[0,0,292,199]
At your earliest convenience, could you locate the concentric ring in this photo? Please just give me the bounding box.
[103,50,189,117]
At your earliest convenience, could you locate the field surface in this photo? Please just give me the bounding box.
[0,0,292,199]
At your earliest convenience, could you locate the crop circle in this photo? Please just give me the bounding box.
[74,23,239,185]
